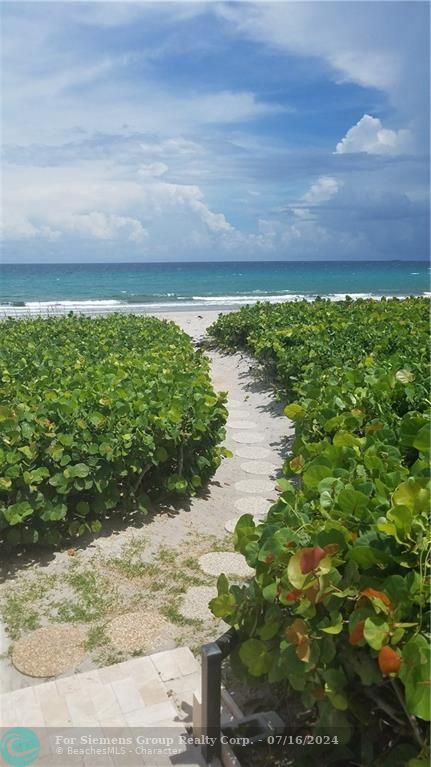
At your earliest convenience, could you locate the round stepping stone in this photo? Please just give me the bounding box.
[235,479,275,495]
[240,461,278,476]
[232,432,264,444]
[234,496,271,515]
[12,625,87,678]
[198,552,254,578]
[179,586,217,621]
[227,420,257,430]
[235,446,271,460]
[106,611,173,654]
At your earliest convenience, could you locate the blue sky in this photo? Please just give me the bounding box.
[1,1,429,262]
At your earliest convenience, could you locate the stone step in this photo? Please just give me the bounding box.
[0,647,206,766]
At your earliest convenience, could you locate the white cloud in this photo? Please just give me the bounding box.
[303,176,340,204]
[335,115,412,156]
[66,212,147,242]
[217,3,400,92]
[139,162,169,178]
[3,82,283,145]
[139,138,204,157]
[288,175,341,219]
[1,161,237,248]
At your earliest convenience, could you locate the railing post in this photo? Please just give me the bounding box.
[201,641,222,763]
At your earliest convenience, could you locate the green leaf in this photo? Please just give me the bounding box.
[0,406,15,421]
[3,501,33,525]
[337,487,369,514]
[258,618,281,641]
[287,552,307,589]
[217,573,229,595]
[76,501,90,516]
[210,593,236,618]
[399,634,431,720]
[154,446,168,463]
[303,464,332,490]
[284,403,305,420]
[363,617,390,650]
[320,613,343,635]
[239,639,273,677]
[392,478,430,514]
[412,424,430,453]
[395,368,415,384]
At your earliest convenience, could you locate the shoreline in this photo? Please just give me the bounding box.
[0,291,429,320]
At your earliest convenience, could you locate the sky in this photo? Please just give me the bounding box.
[1,1,429,263]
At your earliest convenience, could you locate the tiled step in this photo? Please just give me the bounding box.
[0,647,205,766]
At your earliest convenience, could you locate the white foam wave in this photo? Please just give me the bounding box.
[0,292,423,318]
[26,300,123,308]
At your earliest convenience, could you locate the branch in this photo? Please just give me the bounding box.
[133,463,151,495]
[391,679,425,750]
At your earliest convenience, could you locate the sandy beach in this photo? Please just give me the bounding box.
[152,309,227,340]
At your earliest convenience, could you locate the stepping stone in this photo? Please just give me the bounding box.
[106,611,174,655]
[232,432,264,444]
[240,461,278,476]
[198,552,254,578]
[235,479,275,495]
[234,496,271,515]
[224,515,265,533]
[12,625,87,678]
[235,446,272,460]
[179,586,218,621]
[227,420,257,430]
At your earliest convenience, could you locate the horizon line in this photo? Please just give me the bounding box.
[2,259,430,266]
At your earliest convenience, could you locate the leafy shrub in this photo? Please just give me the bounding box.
[209,297,430,766]
[0,314,228,546]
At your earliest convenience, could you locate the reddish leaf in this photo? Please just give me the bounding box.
[361,588,393,609]
[349,621,365,646]
[286,589,302,602]
[299,546,326,574]
[378,646,401,675]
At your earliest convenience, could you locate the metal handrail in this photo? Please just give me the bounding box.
[200,627,238,763]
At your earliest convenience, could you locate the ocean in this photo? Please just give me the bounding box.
[0,261,429,316]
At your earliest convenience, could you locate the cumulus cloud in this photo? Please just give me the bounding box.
[335,115,412,156]
[66,212,147,242]
[286,175,341,220]
[303,176,340,204]
[1,161,236,250]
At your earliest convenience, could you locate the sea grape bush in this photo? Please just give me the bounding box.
[208,297,430,766]
[0,314,228,546]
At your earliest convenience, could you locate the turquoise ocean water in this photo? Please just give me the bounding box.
[0,261,429,316]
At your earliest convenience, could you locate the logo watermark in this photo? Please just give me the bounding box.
[0,728,40,767]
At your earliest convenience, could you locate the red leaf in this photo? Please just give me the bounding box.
[299,546,326,574]
[349,621,365,646]
[286,589,302,602]
[361,588,393,609]
[378,646,401,675]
